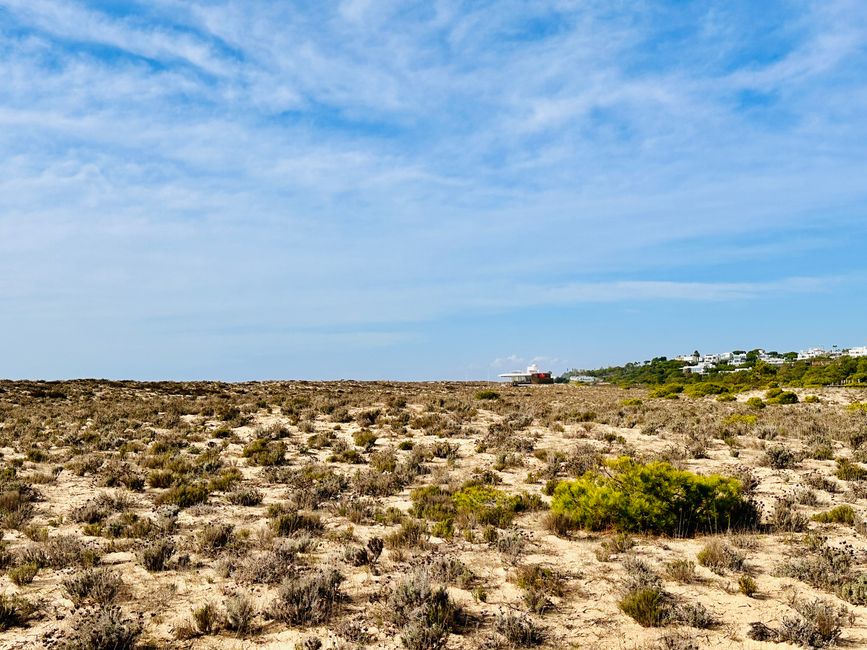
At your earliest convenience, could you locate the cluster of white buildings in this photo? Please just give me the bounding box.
[676,345,867,375]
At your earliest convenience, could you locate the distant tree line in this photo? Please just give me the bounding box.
[562,353,867,390]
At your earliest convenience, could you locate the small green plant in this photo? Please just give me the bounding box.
[352,429,378,450]
[738,574,758,597]
[812,505,856,525]
[619,586,670,627]
[385,517,429,549]
[9,563,38,586]
[155,482,209,508]
[766,390,799,405]
[683,383,727,399]
[243,438,287,466]
[475,390,500,401]
[746,397,765,410]
[665,559,697,583]
[649,384,683,399]
[836,458,867,481]
[723,414,757,427]
[839,574,867,605]
[0,593,35,631]
[192,602,221,634]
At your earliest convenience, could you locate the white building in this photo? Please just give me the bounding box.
[798,347,828,360]
[683,362,715,375]
[848,346,867,358]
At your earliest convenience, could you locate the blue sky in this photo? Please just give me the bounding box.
[1,0,866,380]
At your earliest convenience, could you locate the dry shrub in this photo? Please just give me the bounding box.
[226,486,262,506]
[696,540,745,574]
[770,498,810,533]
[0,593,36,631]
[777,597,852,648]
[198,523,234,555]
[63,568,123,605]
[514,564,566,614]
[386,568,461,650]
[192,602,221,635]
[139,539,174,571]
[269,569,343,625]
[63,606,141,650]
[494,610,544,647]
[386,519,429,550]
[777,535,855,593]
[72,493,134,525]
[225,594,256,636]
[665,559,697,583]
[270,508,324,537]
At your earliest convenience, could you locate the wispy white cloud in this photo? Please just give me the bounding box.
[0,1,865,377]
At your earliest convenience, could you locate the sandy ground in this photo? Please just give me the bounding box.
[0,380,866,649]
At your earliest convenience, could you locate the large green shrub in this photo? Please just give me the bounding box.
[649,384,683,399]
[683,383,727,399]
[550,458,758,536]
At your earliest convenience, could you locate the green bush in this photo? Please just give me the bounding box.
[155,482,209,508]
[723,414,757,427]
[411,483,540,529]
[242,438,287,466]
[352,429,378,451]
[452,485,529,528]
[835,459,867,481]
[0,593,35,631]
[550,458,758,536]
[839,574,867,605]
[649,384,683,399]
[9,563,38,586]
[767,391,799,405]
[683,383,727,399]
[619,586,670,627]
[475,390,500,401]
[746,397,766,410]
[738,574,758,597]
[812,505,856,525]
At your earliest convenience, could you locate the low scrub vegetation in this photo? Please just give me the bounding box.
[0,378,865,647]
